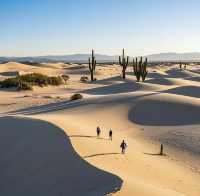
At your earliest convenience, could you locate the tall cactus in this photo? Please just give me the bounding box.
[133,57,148,82]
[179,62,182,69]
[141,57,148,81]
[119,49,129,79]
[88,50,96,81]
[133,57,140,82]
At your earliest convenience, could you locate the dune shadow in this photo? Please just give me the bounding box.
[164,85,200,98]
[92,75,122,85]
[184,76,200,82]
[6,91,158,116]
[65,65,86,70]
[0,71,19,77]
[129,98,200,126]
[144,72,166,79]
[81,81,142,95]
[144,78,174,86]
[84,153,120,158]
[5,99,88,115]
[0,116,122,196]
[165,69,191,78]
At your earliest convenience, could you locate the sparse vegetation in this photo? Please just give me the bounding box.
[0,73,63,90]
[119,49,129,79]
[70,93,83,100]
[88,50,96,81]
[133,57,148,82]
[0,77,20,88]
[61,74,70,84]
[18,81,33,90]
[80,76,89,82]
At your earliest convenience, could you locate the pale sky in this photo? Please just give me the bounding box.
[1,0,200,56]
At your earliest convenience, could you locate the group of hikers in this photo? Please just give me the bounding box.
[96,126,127,154]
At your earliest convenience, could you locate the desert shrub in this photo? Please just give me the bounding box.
[19,73,49,86]
[19,73,63,86]
[0,73,63,90]
[70,93,83,101]
[47,76,63,86]
[18,81,33,91]
[80,76,89,82]
[0,77,19,88]
[61,75,70,83]
[0,78,33,90]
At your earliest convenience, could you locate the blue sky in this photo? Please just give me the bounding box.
[1,0,200,56]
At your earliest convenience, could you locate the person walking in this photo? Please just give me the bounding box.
[109,129,113,140]
[96,126,101,138]
[120,140,127,154]
[160,143,163,155]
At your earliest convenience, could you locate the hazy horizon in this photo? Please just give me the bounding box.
[1,0,200,57]
[2,51,200,58]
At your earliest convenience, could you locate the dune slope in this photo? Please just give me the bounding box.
[0,116,122,196]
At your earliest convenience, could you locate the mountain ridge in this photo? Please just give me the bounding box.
[1,52,200,63]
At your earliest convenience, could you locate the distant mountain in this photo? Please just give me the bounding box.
[146,52,200,62]
[1,52,200,63]
[0,54,118,63]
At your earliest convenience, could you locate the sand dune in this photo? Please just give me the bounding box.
[0,62,64,76]
[0,62,200,195]
[130,93,200,125]
[0,116,122,196]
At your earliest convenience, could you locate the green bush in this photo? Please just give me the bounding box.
[0,78,19,88]
[0,73,63,90]
[18,81,33,91]
[47,76,63,86]
[70,93,83,101]
[19,73,49,86]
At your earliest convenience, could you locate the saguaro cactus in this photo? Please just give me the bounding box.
[179,62,182,69]
[88,50,96,81]
[133,57,141,82]
[119,49,129,79]
[141,57,148,81]
[133,57,148,82]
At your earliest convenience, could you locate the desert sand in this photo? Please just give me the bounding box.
[0,61,200,195]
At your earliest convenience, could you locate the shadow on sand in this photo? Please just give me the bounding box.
[69,135,97,138]
[69,135,109,140]
[129,98,200,126]
[84,153,120,158]
[143,152,167,156]
[81,81,142,95]
[0,116,122,196]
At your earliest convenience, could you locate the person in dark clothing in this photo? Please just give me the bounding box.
[109,129,113,140]
[120,140,127,154]
[160,144,163,155]
[96,126,101,138]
